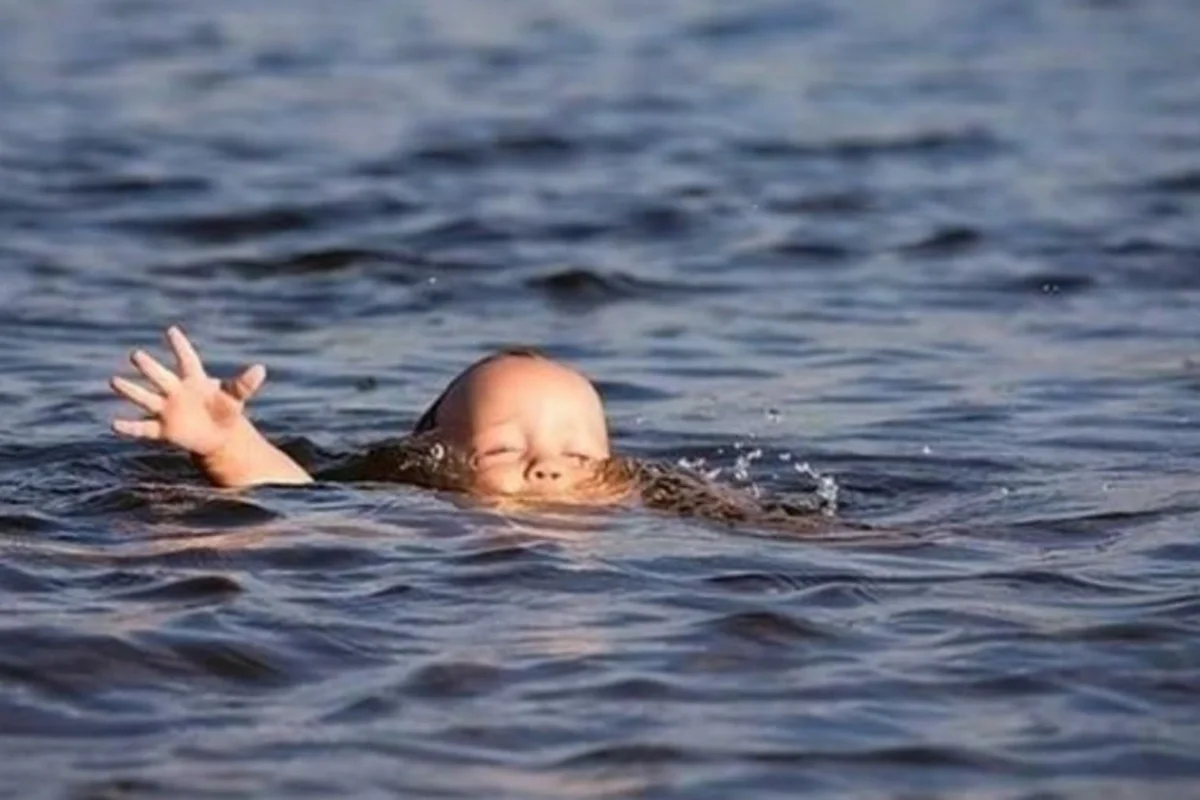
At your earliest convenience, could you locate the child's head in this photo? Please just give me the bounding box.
[414,350,615,500]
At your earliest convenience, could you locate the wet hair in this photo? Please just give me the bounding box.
[411,347,547,434]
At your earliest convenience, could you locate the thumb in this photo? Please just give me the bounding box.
[223,363,267,402]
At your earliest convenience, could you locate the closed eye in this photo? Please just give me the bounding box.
[476,445,522,463]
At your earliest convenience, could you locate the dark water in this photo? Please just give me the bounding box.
[3,0,1200,796]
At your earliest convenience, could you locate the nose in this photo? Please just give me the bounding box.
[526,457,564,485]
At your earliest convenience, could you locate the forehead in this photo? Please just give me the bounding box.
[457,356,598,409]
[416,352,604,430]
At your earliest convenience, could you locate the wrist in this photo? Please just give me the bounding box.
[190,416,311,488]
[192,417,264,476]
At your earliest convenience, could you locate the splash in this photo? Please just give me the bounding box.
[793,461,840,515]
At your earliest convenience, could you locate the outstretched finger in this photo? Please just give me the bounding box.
[223,363,266,402]
[112,418,164,440]
[166,326,207,380]
[110,376,165,414]
[130,349,179,393]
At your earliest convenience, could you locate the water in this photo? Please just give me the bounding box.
[2,0,1200,796]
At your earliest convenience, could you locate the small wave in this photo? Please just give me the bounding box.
[364,125,638,176]
[990,273,1097,297]
[114,195,412,245]
[113,574,242,603]
[766,190,877,216]
[406,131,577,169]
[1140,168,1200,195]
[558,743,697,768]
[703,571,810,594]
[686,5,833,42]
[0,562,58,593]
[67,777,165,800]
[765,238,856,263]
[704,609,836,645]
[524,268,725,309]
[744,744,1013,770]
[592,379,675,402]
[46,173,210,199]
[622,204,693,238]
[181,248,419,281]
[119,206,316,244]
[403,660,506,699]
[736,127,1000,162]
[61,486,281,528]
[404,216,514,249]
[901,225,985,256]
[161,634,293,686]
[0,511,60,536]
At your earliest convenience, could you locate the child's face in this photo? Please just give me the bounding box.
[431,355,612,500]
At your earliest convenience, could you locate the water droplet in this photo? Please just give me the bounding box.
[731,447,763,483]
[793,462,839,514]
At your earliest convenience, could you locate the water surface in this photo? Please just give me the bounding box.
[2,0,1200,797]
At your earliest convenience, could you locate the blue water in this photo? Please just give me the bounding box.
[2,0,1200,797]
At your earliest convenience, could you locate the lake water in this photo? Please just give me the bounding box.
[2,0,1199,797]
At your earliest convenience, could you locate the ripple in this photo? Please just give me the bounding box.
[990,272,1098,297]
[0,562,57,593]
[4,0,1200,796]
[901,225,985,256]
[47,173,210,199]
[736,127,1000,161]
[1141,168,1200,195]
[320,692,401,724]
[371,127,634,175]
[593,379,675,402]
[0,627,179,691]
[1060,621,1195,643]
[0,511,59,535]
[113,195,411,245]
[403,661,506,699]
[745,744,1012,770]
[580,676,697,701]
[703,571,809,594]
[766,190,877,216]
[180,247,419,281]
[118,206,316,244]
[558,743,696,768]
[404,216,514,249]
[704,610,835,645]
[524,268,701,308]
[622,204,693,237]
[114,574,243,603]
[162,634,292,686]
[67,777,165,800]
[409,131,579,168]
[764,238,856,263]
[61,486,281,527]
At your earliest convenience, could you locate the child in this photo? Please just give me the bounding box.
[110,327,832,526]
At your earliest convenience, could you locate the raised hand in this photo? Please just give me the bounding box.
[110,327,311,487]
[111,326,265,457]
